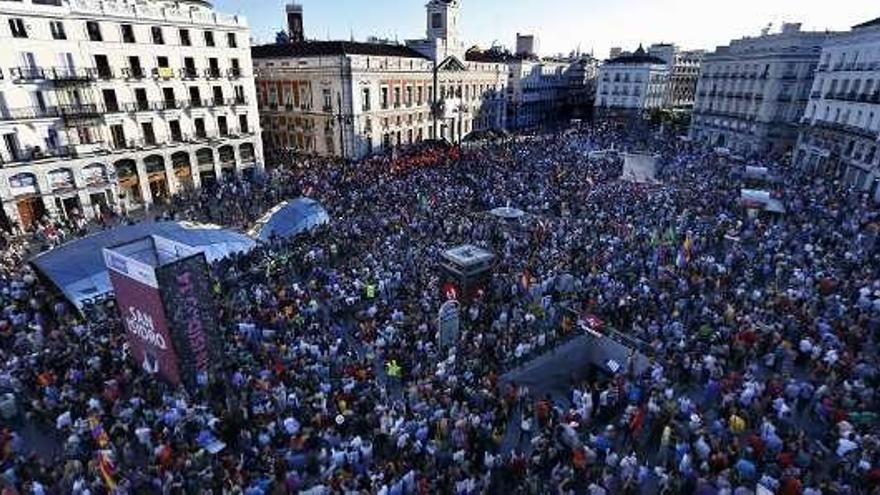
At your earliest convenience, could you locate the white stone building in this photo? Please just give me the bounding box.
[254,0,507,159]
[0,0,262,230]
[648,44,705,109]
[690,23,830,156]
[595,46,669,115]
[795,17,880,199]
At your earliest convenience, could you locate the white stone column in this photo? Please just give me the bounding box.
[2,202,19,230]
[163,153,177,196]
[233,142,244,177]
[190,151,202,190]
[35,174,59,220]
[135,160,153,206]
[212,148,223,182]
[77,190,94,220]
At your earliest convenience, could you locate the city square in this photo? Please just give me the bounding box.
[0,0,878,493]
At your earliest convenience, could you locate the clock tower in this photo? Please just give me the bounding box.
[424,0,464,61]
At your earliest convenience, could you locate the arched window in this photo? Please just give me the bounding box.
[9,172,38,192]
[83,163,108,185]
[144,155,165,174]
[47,168,75,190]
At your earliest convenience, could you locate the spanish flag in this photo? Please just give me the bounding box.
[97,450,116,490]
[683,233,694,263]
[89,416,110,448]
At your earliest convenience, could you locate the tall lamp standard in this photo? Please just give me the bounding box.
[333,92,354,160]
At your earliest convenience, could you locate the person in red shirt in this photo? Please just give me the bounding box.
[747,433,765,459]
[779,476,802,495]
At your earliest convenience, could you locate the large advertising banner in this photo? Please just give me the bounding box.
[105,251,182,386]
[156,253,223,391]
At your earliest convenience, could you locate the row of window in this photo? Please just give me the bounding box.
[695,101,760,115]
[367,82,501,111]
[700,79,769,93]
[600,74,666,84]
[816,77,879,99]
[6,17,238,48]
[1,113,251,165]
[807,102,878,132]
[272,116,483,155]
[596,98,663,109]
[261,79,502,114]
[803,134,878,167]
[96,84,248,112]
[0,82,247,116]
[5,51,243,82]
[364,86,430,111]
[103,114,251,150]
[820,48,880,70]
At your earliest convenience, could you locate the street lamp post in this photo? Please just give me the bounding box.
[334,92,353,160]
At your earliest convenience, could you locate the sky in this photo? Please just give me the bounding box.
[213,0,878,58]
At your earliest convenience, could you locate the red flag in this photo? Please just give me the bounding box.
[97,450,116,490]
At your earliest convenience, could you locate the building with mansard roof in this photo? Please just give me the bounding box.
[253,0,507,159]
[594,45,670,115]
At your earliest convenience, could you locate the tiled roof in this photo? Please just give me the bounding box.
[252,41,430,60]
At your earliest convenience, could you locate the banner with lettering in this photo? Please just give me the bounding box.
[107,267,182,386]
[156,253,223,391]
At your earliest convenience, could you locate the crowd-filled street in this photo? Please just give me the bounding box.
[0,121,878,494]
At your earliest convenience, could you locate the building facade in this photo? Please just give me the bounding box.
[690,23,830,156]
[254,0,507,159]
[565,56,599,120]
[795,18,880,199]
[468,32,596,130]
[595,46,669,115]
[254,43,436,159]
[506,56,571,128]
[0,0,262,230]
[648,44,705,109]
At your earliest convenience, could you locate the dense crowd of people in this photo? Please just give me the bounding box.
[0,121,878,494]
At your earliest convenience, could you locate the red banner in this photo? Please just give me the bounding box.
[109,269,181,386]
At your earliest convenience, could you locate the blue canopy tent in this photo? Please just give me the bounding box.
[248,198,329,242]
[31,221,255,312]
